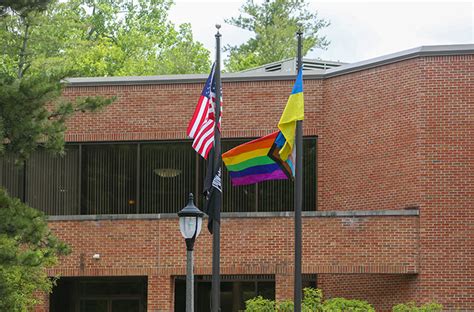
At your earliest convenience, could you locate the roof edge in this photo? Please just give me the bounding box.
[65,44,474,87]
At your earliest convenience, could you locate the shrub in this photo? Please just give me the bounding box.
[245,288,375,312]
[245,296,275,312]
[303,287,323,311]
[277,300,294,311]
[323,297,375,312]
[392,302,443,312]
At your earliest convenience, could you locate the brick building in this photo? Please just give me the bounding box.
[1,44,471,311]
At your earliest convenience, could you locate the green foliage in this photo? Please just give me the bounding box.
[303,287,323,311]
[0,0,115,160]
[245,288,375,312]
[0,0,211,78]
[392,302,443,312]
[0,0,50,17]
[0,188,70,311]
[0,74,114,160]
[245,296,276,312]
[225,0,329,72]
[322,298,375,312]
[278,300,294,311]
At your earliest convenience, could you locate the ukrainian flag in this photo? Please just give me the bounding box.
[278,68,304,160]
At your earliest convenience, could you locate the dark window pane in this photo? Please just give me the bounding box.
[222,137,317,212]
[303,138,317,211]
[80,300,108,312]
[79,278,146,296]
[0,154,24,200]
[175,275,275,312]
[26,147,79,215]
[242,282,257,305]
[51,277,147,312]
[258,179,294,212]
[82,145,137,214]
[222,140,256,212]
[112,299,140,312]
[140,142,196,213]
[257,281,276,299]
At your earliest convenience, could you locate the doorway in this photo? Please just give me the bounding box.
[50,276,147,312]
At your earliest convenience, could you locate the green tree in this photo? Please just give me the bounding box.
[1,0,211,78]
[0,188,70,311]
[0,1,101,310]
[0,0,113,159]
[225,0,330,72]
[29,0,210,77]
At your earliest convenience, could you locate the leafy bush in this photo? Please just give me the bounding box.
[245,288,374,312]
[0,188,70,311]
[277,300,294,311]
[245,296,275,312]
[392,302,443,312]
[303,287,323,311]
[323,298,375,312]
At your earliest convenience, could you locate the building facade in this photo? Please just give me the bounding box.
[1,45,471,311]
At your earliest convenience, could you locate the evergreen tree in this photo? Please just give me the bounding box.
[0,188,70,311]
[0,1,101,310]
[225,0,330,72]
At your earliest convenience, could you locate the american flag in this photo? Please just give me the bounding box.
[186,63,222,159]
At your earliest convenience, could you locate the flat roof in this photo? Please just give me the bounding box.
[65,44,474,87]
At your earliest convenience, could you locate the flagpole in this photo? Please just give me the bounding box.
[294,30,303,312]
[211,24,222,312]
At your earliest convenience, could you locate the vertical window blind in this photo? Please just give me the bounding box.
[26,147,80,215]
[0,138,316,215]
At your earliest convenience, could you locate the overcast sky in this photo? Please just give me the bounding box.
[169,0,474,64]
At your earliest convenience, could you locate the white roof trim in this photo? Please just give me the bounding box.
[65,44,474,86]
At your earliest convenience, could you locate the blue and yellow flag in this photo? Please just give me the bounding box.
[278,68,304,160]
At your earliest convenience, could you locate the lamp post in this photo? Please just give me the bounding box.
[178,193,204,312]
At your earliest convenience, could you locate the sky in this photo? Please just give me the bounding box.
[169,0,474,64]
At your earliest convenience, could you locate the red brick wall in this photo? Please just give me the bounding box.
[321,59,421,212]
[45,216,418,310]
[413,55,474,311]
[35,54,473,311]
[62,79,324,142]
[318,274,418,312]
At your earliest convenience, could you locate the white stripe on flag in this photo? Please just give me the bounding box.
[192,119,213,148]
[193,120,214,152]
[188,96,209,138]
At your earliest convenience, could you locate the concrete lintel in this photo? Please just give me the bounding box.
[47,208,419,222]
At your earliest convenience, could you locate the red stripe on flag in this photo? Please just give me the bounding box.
[187,96,210,138]
[192,119,215,159]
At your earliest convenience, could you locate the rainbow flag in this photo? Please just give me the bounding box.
[222,132,293,186]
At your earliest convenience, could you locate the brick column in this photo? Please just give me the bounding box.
[275,273,294,302]
[148,275,174,312]
[33,291,50,312]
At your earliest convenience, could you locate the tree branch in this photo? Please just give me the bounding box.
[17,17,30,79]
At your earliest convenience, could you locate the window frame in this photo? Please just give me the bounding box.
[0,137,317,215]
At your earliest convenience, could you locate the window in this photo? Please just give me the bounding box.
[174,275,275,312]
[0,154,24,200]
[50,276,147,312]
[26,147,79,215]
[140,142,196,214]
[81,144,137,214]
[0,138,317,215]
[222,137,317,212]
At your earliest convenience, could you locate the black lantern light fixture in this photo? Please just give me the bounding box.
[177,193,204,312]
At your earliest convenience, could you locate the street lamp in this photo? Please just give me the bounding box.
[178,193,204,312]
